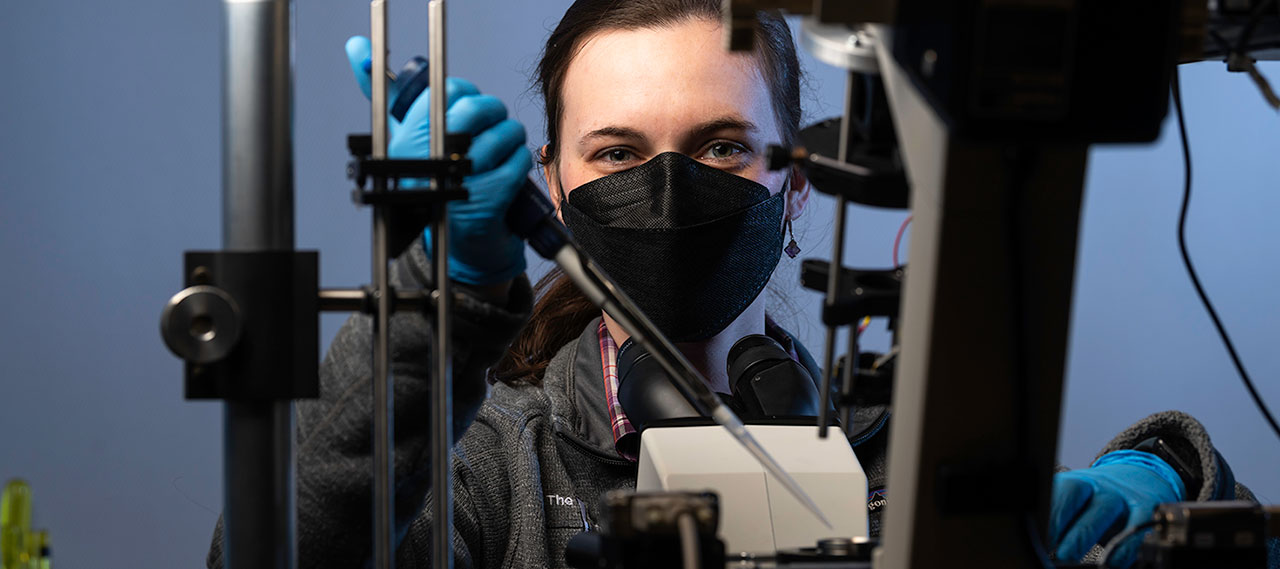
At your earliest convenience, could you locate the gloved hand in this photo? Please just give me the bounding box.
[345,36,532,286]
[1050,450,1186,568]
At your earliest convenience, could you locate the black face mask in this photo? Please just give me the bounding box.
[560,152,785,342]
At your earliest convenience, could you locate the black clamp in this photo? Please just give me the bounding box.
[346,133,474,190]
[346,133,473,258]
[162,251,320,401]
[799,259,904,327]
[769,142,909,209]
[768,80,909,210]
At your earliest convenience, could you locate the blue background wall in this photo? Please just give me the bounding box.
[1,1,1277,567]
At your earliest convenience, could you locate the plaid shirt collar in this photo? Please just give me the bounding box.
[597,320,638,461]
[598,318,800,463]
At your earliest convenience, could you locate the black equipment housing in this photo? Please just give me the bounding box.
[183,251,319,401]
[889,0,1184,143]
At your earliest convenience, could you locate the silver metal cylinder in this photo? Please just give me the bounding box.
[371,208,394,569]
[429,0,447,160]
[223,0,295,252]
[224,401,297,569]
[368,2,396,568]
[371,0,389,160]
[800,19,879,73]
[221,1,297,568]
[816,199,846,439]
[427,2,455,568]
[817,71,860,439]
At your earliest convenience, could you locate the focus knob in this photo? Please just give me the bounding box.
[160,285,243,364]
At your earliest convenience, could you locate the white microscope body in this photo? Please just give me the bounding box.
[636,424,869,556]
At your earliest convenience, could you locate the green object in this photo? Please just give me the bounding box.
[33,530,48,569]
[1,479,32,569]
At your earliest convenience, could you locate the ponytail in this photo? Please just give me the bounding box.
[492,268,598,386]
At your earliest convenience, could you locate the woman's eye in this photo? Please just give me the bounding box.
[703,142,744,161]
[601,148,635,163]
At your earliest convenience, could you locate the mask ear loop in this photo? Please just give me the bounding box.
[554,178,566,213]
[538,145,566,216]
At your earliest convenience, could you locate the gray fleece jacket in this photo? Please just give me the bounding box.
[207,241,1271,568]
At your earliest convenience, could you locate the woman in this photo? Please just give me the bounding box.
[208,1,1263,568]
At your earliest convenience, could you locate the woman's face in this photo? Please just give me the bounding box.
[546,18,806,218]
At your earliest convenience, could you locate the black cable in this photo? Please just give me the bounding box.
[1170,67,1280,442]
[1099,520,1159,569]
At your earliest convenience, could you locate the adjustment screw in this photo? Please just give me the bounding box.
[646,507,664,526]
[922,49,938,78]
[697,507,713,524]
[190,266,211,285]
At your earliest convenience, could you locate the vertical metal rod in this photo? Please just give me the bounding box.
[224,0,295,251]
[224,402,296,569]
[222,0,297,567]
[427,1,454,568]
[369,2,395,569]
[224,0,295,252]
[817,200,847,439]
[841,321,859,428]
[371,0,389,161]
[817,71,859,439]
[428,1,447,159]
[370,178,394,569]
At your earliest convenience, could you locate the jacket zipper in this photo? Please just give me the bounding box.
[850,411,891,447]
[556,431,634,467]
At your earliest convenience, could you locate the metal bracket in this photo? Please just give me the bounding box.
[347,133,471,258]
[800,260,904,326]
[169,251,320,401]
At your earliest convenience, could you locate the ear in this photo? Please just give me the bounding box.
[785,164,810,221]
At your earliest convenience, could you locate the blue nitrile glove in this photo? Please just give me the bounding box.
[345,36,532,286]
[1050,450,1186,568]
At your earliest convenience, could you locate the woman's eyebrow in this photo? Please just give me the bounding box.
[686,117,759,141]
[580,126,646,147]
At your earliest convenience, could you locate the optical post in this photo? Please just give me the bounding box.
[158,1,309,568]
[161,0,469,567]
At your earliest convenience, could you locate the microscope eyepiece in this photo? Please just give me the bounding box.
[727,335,823,420]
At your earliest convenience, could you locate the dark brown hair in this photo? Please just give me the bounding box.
[491,0,804,386]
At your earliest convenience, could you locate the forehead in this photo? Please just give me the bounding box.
[559,19,779,144]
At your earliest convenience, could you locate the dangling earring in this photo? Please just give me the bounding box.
[784,217,801,259]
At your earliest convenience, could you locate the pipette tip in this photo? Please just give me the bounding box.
[710,406,832,529]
